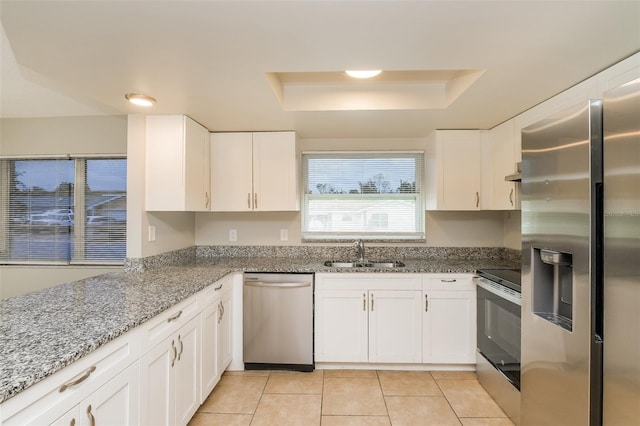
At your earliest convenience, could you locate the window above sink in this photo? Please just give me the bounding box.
[301,152,425,242]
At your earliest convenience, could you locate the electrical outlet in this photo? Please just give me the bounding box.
[280,229,288,241]
[148,225,156,242]
[229,229,237,242]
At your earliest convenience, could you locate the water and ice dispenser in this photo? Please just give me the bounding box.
[532,248,574,331]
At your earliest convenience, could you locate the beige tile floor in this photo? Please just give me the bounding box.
[189,369,514,426]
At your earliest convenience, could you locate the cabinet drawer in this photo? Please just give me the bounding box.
[423,274,474,291]
[2,330,139,425]
[199,274,233,306]
[140,295,199,353]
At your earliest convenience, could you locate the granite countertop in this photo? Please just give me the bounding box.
[0,255,518,404]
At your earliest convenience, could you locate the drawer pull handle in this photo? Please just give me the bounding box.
[87,404,95,426]
[214,284,223,291]
[167,310,183,323]
[59,366,96,393]
[441,279,457,283]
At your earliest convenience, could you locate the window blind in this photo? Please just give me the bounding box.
[0,157,126,265]
[302,152,425,240]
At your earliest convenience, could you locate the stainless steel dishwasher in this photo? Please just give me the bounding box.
[243,273,314,372]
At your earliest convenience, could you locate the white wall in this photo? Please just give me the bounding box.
[0,115,127,298]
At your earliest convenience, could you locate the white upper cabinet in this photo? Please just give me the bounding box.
[210,131,298,212]
[425,130,482,210]
[145,115,211,211]
[487,120,519,210]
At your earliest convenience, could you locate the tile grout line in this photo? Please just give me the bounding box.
[376,369,393,424]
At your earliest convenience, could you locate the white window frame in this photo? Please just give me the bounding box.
[302,151,425,241]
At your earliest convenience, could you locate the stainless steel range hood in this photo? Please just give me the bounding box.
[505,162,521,182]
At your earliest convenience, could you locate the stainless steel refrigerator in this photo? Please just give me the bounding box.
[520,77,640,425]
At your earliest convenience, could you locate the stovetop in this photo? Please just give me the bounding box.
[476,268,521,293]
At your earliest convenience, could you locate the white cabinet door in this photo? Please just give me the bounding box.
[315,290,368,363]
[200,300,220,402]
[423,290,476,363]
[210,132,253,211]
[252,132,298,211]
[184,117,211,211]
[49,362,139,426]
[488,120,518,210]
[425,130,482,210]
[146,115,211,211]
[140,315,200,426]
[369,290,422,363]
[84,361,139,426]
[217,288,233,373]
[174,315,201,426]
[139,336,174,426]
[210,131,298,212]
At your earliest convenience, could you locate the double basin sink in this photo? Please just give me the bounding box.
[324,260,406,268]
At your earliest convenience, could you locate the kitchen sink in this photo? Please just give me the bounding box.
[323,260,406,268]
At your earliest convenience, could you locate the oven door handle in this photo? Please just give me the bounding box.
[474,277,521,306]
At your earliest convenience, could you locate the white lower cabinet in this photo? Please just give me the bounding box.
[314,274,423,363]
[423,275,477,364]
[200,276,233,402]
[369,290,423,363]
[315,273,476,366]
[140,314,201,426]
[51,361,139,426]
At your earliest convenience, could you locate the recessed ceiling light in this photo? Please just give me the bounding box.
[345,70,382,79]
[125,93,157,107]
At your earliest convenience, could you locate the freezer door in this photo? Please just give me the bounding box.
[520,99,602,425]
[603,78,640,425]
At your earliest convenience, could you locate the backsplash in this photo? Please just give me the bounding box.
[125,245,521,272]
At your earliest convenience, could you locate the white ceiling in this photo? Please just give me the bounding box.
[1,0,639,139]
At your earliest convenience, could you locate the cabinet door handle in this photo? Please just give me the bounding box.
[425,294,429,312]
[254,193,258,209]
[509,188,514,206]
[70,419,76,426]
[59,366,96,392]
[167,310,182,323]
[475,191,480,208]
[370,293,374,311]
[86,404,95,426]
[178,335,184,361]
[363,293,366,311]
[171,340,177,367]
[218,301,223,323]
[441,279,457,283]
[247,193,251,209]
[205,191,210,209]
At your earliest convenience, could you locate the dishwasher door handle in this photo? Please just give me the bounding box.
[244,281,311,288]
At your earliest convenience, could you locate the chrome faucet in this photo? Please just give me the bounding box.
[354,239,366,262]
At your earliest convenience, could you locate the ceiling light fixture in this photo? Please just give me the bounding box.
[125,93,157,107]
[345,70,382,79]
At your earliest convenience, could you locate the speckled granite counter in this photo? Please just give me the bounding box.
[0,253,519,403]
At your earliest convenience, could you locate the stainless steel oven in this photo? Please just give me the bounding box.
[474,269,521,424]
